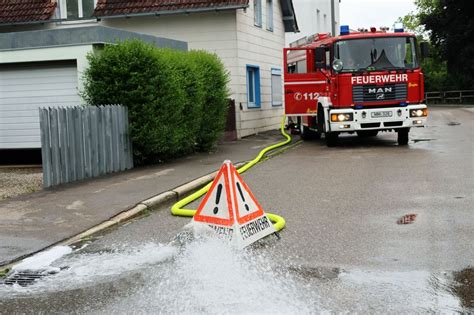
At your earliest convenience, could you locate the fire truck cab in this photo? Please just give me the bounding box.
[284,24,429,146]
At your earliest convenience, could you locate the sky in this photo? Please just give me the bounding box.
[339,0,417,30]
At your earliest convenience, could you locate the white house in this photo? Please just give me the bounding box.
[0,0,299,151]
[286,0,340,45]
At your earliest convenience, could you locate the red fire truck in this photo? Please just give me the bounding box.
[284,25,429,146]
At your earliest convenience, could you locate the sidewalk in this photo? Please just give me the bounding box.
[0,130,288,267]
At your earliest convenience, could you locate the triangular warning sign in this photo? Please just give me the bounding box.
[193,163,234,227]
[193,160,276,248]
[229,163,265,224]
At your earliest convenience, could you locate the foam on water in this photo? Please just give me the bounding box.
[97,236,320,314]
[0,242,177,295]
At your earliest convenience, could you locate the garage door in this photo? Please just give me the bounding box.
[0,61,81,149]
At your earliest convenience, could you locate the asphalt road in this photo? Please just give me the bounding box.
[1,107,472,313]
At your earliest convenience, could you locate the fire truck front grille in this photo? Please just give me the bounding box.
[353,83,407,103]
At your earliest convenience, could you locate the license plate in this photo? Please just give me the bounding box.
[371,111,392,118]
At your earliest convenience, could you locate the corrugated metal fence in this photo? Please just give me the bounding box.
[39,105,133,188]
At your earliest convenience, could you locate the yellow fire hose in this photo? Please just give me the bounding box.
[170,116,291,232]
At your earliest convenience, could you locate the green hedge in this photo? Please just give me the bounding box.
[189,51,230,151]
[82,40,229,165]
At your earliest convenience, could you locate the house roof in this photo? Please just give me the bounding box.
[279,0,298,32]
[0,0,298,32]
[0,0,57,24]
[93,0,250,17]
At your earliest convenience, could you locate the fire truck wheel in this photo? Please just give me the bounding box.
[326,132,339,147]
[357,130,379,137]
[397,128,409,145]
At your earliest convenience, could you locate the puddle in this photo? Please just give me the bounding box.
[447,122,461,126]
[452,267,474,309]
[334,270,467,313]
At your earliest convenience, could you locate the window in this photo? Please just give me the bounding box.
[266,0,273,31]
[271,68,282,106]
[325,50,331,69]
[246,65,261,108]
[254,0,262,27]
[334,37,419,72]
[61,0,96,19]
[286,49,308,74]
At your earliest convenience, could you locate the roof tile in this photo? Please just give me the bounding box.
[93,0,249,17]
[0,0,57,24]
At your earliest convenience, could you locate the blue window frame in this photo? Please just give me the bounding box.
[254,0,262,27]
[271,68,282,106]
[246,65,261,108]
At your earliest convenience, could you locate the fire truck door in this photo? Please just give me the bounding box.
[284,47,328,115]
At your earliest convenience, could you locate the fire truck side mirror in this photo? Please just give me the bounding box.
[420,42,429,59]
[314,47,325,69]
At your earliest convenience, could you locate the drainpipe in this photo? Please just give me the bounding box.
[330,0,336,36]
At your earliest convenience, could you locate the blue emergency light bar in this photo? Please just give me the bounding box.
[394,23,404,33]
[340,25,350,35]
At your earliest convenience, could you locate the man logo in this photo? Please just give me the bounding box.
[367,86,393,100]
[368,87,392,94]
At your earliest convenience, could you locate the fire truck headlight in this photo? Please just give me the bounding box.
[331,113,354,122]
[332,59,343,72]
[410,108,428,117]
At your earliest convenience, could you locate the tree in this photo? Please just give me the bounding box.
[419,0,474,89]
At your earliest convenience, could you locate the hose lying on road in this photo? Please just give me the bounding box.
[170,116,292,232]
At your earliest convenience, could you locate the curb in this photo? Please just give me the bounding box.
[0,162,245,271]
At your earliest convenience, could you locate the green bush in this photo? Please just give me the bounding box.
[189,50,230,151]
[163,50,204,156]
[82,40,229,165]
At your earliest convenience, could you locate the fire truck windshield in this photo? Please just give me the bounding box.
[334,36,419,72]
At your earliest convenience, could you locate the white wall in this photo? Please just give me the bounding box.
[103,7,286,138]
[286,0,340,45]
[101,12,240,99]
[235,0,285,137]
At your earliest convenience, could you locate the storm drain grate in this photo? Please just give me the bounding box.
[1,269,59,287]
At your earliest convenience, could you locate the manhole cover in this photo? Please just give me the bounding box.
[1,268,60,287]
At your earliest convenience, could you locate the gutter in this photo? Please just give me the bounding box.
[94,5,249,20]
